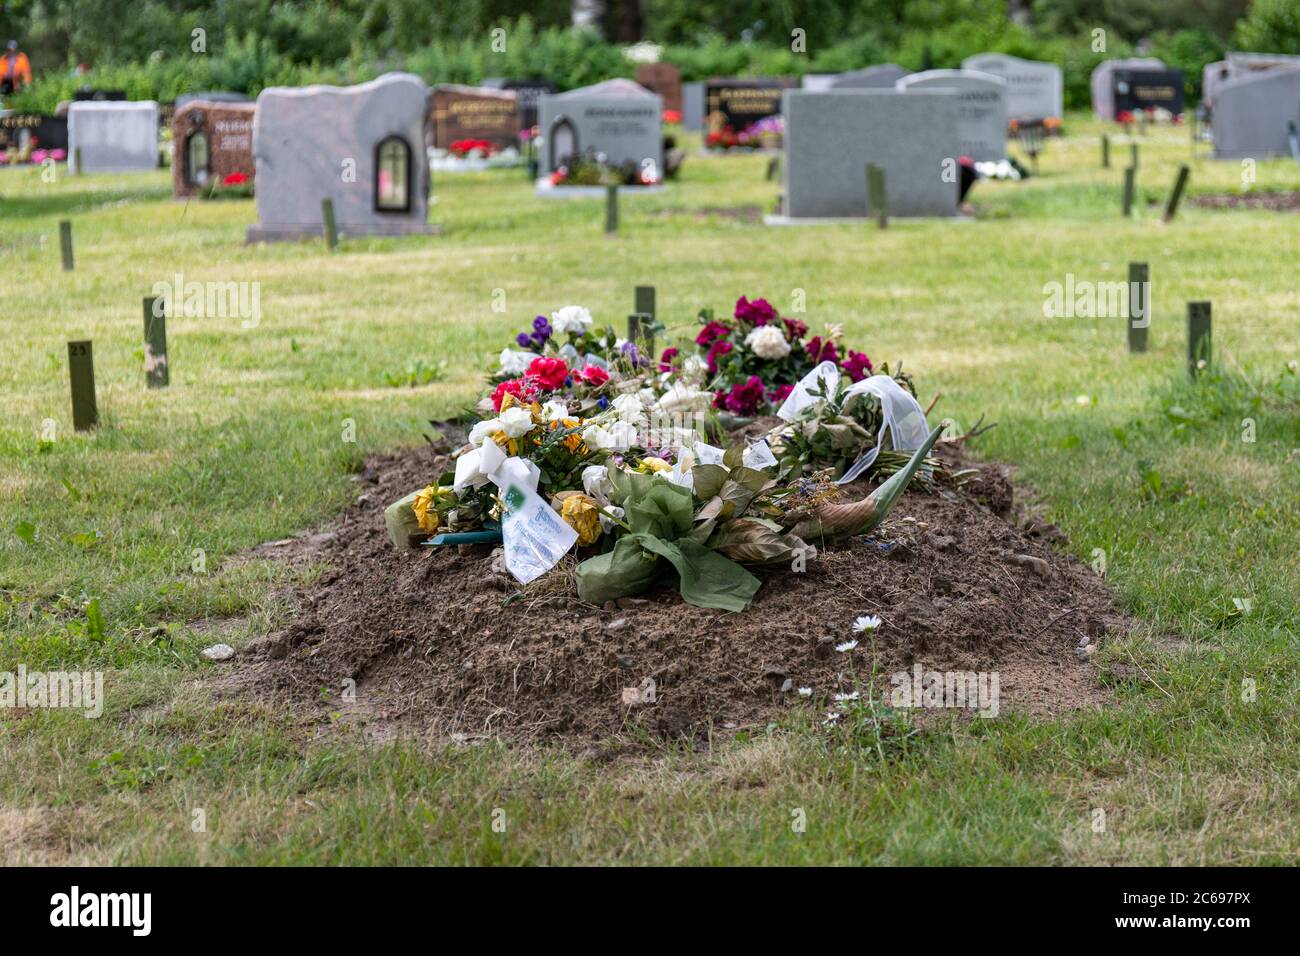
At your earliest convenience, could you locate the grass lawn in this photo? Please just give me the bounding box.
[1,116,1297,864]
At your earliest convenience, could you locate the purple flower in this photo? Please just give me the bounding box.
[516,332,533,347]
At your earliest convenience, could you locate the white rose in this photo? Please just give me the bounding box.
[581,424,616,451]
[611,393,646,424]
[551,305,594,336]
[655,382,710,416]
[581,465,612,503]
[745,324,791,360]
[608,420,638,450]
[540,400,570,421]
[497,406,536,439]
[497,348,534,375]
[468,418,502,446]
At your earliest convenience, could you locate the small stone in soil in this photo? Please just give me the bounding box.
[606,617,629,632]
[203,643,235,662]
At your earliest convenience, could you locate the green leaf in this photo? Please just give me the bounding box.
[14,521,36,545]
[690,464,730,499]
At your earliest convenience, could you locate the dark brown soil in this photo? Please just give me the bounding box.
[1191,191,1300,213]
[220,440,1128,741]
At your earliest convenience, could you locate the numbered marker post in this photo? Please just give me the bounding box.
[766,156,779,181]
[1127,262,1149,353]
[68,341,98,431]
[1163,165,1190,222]
[1122,167,1136,217]
[1188,302,1211,377]
[1101,134,1110,168]
[59,220,74,272]
[866,163,887,229]
[321,198,338,251]
[143,295,169,388]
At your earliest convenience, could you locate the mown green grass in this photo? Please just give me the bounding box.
[1,116,1297,864]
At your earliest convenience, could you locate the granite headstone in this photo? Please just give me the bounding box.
[67,101,159,172]
[247,73,434,242]
[635,62,682,114]
[431,84,520,150]
[961,52,1062,121]
[1113,68,1185,117]
[484,78,556,130]
[537,79,662,177]
[682,82,704,131]
[829,65,911,89]
[0,112,68,152]
[780,89,961,219]
[896,69,1008,161]
[1090,58,1165,119]
[172,101,256,198]
[1212,66,1300,158]
[705,78,791,140]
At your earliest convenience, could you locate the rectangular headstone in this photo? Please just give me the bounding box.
[1112,68,1186,118]
[682,82,705,131]
[1090,58,1166,119]
[705,78,791,145]
[489,78,556,131]
[635,63,682,114]
[1211,66,1300,158]
[961,53,1063,122]
[430,85,521,151]
[67,101,158,173]
[0,113,68,153]
[781,90,961,219]
[538,79,662,177]
[829,65,910,89]
[172,101,256,198]
[247,73,435,242]
[897,69,1009,161]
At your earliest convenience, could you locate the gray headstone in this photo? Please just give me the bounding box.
[1090,58,1165,119]
[1226,51,1300,79]
[961,53,1063,121]
[1212,66,1300,158]
[896,69,1008,161]
[247,73,434,242]
[781,90,961,219]
[829,65,910,90]
[682,82,704,131]
[538,79,662,177]
[67,101,158,173]
[1202,60,1230,109]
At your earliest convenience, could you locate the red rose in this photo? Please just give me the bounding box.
[491,377,537,412]
[695,321,732,347]
[706,339,733,373]
[576,364,609,387]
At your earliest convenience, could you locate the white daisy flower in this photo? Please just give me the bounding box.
[852,615,881,633]
[836,639,859,653]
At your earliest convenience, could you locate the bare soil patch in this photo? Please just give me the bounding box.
[1190,191,1300,213]
[219,438,1127,741]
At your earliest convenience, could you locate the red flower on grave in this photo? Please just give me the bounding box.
[576,364,609,387]
[223,172,249,186]
[526,356,569,391]
[491,377,539,412]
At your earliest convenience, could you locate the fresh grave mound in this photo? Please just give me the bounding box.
[1190,192,1300,213]
[227,439,1123,740]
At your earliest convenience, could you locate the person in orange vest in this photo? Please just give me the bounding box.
[2,40,33,96]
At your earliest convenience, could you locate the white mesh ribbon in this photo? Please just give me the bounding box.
[776,361,842,421]
[836,374,930,484]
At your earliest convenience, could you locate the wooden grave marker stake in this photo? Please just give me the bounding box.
[143,295,169,388]
[1188,302,1212,377]
[59,220,74,272]
[1122,166,1136,217]
[866,163,887,229]
[1163,165,1190,222]
[1128,262,1149,353]
[321,198,338,251]
[1101,134,1110,168]
[68,340,98,431]
[605,185,619,235]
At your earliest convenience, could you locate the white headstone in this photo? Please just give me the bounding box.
[897,69,1008,161]
[961,52,1063,121]
[67,101,158,173]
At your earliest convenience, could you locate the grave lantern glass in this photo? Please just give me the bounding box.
[185,131,210,186]
[375,136,411,212]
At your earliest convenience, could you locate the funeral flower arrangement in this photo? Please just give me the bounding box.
[385,296,952,612]
[548,150,661,187]
[706,115,783,151]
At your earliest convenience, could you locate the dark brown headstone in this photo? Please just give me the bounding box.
[635,63,682,114]
[171,101,256,198]
[430,85,521,151]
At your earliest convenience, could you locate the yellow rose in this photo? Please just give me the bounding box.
[411,485,441,533]
[558,492,603,546]
[641,457,671,474]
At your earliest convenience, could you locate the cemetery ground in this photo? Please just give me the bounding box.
[1,117,1298,865]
